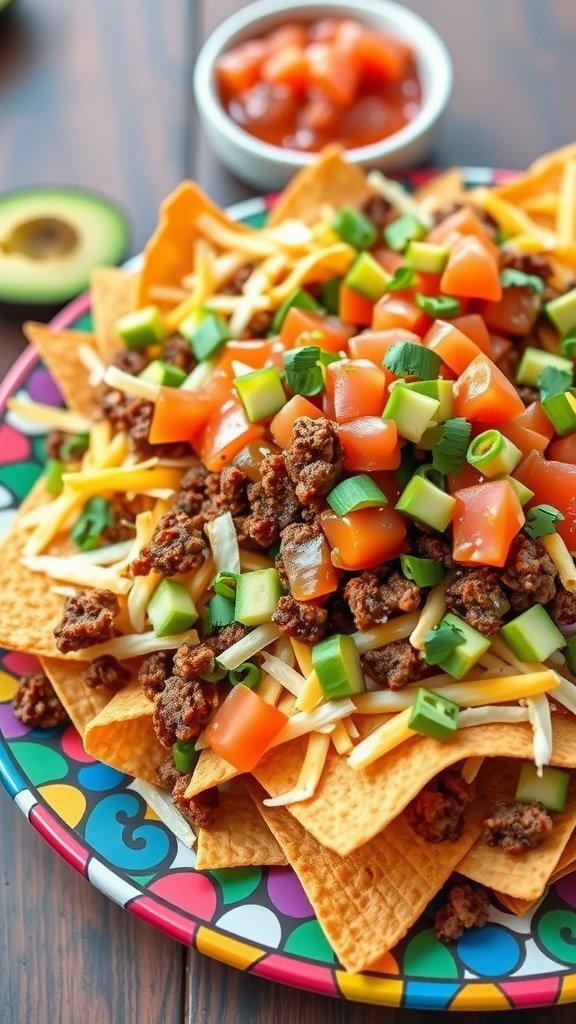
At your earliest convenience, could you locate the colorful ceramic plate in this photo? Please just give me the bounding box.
[2,170,576,1012]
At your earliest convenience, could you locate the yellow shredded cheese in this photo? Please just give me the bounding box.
[347,708,416,770]
[353,670,557,717]
[165,237,216,332]
[65,629,199,661]
[461,756,485,784]
[295,670,323,713]
[87,419,113,466]
[263,731,331,807]
[197,212,279,257]
[290,638,313,677]
[472,189,557,245]
[7,398,91,434]
[409,582,448,650]
[61,463,182,499]
[257,673,283,706]
[557,158,576,245]
[330,721,354,755]
[352,611,420,655]
[541,532,576,592]
[239,549,274,571]
[269,244,355,304]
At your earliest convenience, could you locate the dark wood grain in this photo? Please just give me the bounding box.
[2,1,576,1021]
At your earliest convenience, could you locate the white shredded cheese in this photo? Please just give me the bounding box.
[205,512,241,577]
[367,170,434,228]
[78,343,106,387]
[269,698,356,748]
[103,365,161,402]
[22,555,132,595]
[525,694,553,774]
[263,732,330,808]
[64,629,199,661]
[260,653,307,698]
[130,779,195,847]
[216,623,281,671]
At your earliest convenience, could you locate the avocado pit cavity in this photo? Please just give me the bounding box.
[0,217,79,260]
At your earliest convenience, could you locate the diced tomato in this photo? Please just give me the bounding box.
[440,236,502,303]
[372,248,405,275]
[489,333,513,365]
[339,283,374,326]
[300,92,340,134]
[338,417,399,471]
[453,355,525,424]
[308,18,339,42]
[515,451,576,551]
[348,328,421,366]
[501,421,550,457]
[306,39,360,106]
[352,29,411,83]
[325,359,388,423]
[447,464,484,494]
[215,40,268,96]
[320,505,407,570]
[270,394,324,449]
[548,435,576,463]
[452,480,525,568]
[451,313,493,357]
[216,340,275,375]
[371,293,430,335]
[281,528,338,601]
[426,206,496,248]
[199,398,266,472]
[280,306,354,350]
[261,44,309,94]
[205,685,288,772]
[149,389,214,444]
[423,319,483,374]
[415,272,443,297]
[515,401,556,441]
[478,286,541,336]
[266,23,308,52]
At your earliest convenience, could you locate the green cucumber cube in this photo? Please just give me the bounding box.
[139,359,187,387]
[180,310,229,361]
[235,568,282,626]
[395,475,456,532]
[116,305,166,350]
[383,384,440,443]
[431,613,491,679]
[384,214,426,253]
[344,252,390,302]
[234,366,286,422]
[312,634,365,700]
[405,240,449,274]
[500,604,566,662]
[516,346,573,387]
[515,762,570,813]
[546,288,576,336]
[147,579,198,637]
[402,379,454,422]
[409,687,459,740]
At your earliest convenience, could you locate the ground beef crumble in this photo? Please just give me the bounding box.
[406,770,475,843]
[54,589,119,653]
[12,673,69,728]
[97,390,190,459]
[284,417,343,503]
[156,755,181,792]
[412,530,454,568]
[172,643,216,680]
[482,800,553,854]
[548,587,576,626]
[206,622,248,656]
[111,348,150,375]
[85,655,130,691]
[139,650,174,700]
[272,594,327,645]
[162,333,196,373]
[501,536,557,611]
[362,639,425,690]
[246,454,301,546]
[434,884,490,943]
[175,462,221,529]
[360,194,395,230]
[153,675,220,747]
[172,780,219,829]
[445,568,510,636]
[131,508,208,577]
[344,569,420,631]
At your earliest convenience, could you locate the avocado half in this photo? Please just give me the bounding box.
[0,187,130,303]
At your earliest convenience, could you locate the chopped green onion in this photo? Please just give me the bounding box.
[213,571,238,601]
[566,635,576,675]
[172,740,199,774]
[312,634,365,700]
[500,604,565,662]
[326,474,387,516]
[541,390,576,435]
[408,687,459,741]
[45,458,65,496]
[384,214,426,253]
[400,555,445,587]
[180,310,229,361]
[71,497,113,551]
[235,366,287,421]
[560,329,576,358]
[424,621,464,665]
[206,594,236,632]
[383,341,441,380]
[383,265,415,291]
[344,252,390,301]
[500,268,546,293]
[415,294,462,319]
[229,661,262,689]
[199,664,228,683]
[467,428,522,477]
[432,417,471,474]
[331,206,377,250]
[58,432,90,460]
[404,379,454,423]
[147,579,199,637]
[506,475,534,506]
[538,365,574,401]
[515,763,570,813]
[116,305,166,350]
[283,346,323,397]
[395,475,456,532]
[524,504,565,539]
[270,289,323,335]
[414,463,446,490]
[139,359,187,387]
[320,276,342,314]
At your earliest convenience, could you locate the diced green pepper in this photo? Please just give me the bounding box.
[541,390,576,435]
[400,555,445,587]
[331,207,377,250]
[147,579,199,637]
[235,568,282,626]
[500,604,566,662]
[408,687,459,741]
[234,366,286,421]
[326,474,387,516]
[396,475,455,532]
[139,359,187,387]
[116,305,166,350]
[180,309,229,361]
[312,634,365,700]
[515,763,570,813]
[504,475,534,506]
[425,613,491,679]
[320,276,342,314]
[402,379,454,422]
[344,252,390,301]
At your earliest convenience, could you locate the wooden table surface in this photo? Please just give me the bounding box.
[1,1,576,1021]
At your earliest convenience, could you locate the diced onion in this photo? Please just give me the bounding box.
[205,512,241,577]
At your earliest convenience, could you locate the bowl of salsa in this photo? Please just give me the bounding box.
[193,0,453,190]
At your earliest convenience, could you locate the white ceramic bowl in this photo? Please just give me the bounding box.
[193,0,453,191]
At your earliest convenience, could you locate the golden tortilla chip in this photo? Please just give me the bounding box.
[195,779,287,870]
[253,716,576,856]
[246,777,493,974]
[136,181,248,311]
[267,145,372,227]
[184,747,239,797]
[414,167,464,211]
[90,266,138,363]
[458,762,576,901]
[40,656,110,735]
[83,677,165,785]
[23,322,97,420]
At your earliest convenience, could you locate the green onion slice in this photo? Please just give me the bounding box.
[566,635,576,675]
[538,366,573,402]
[45,458,65,496]
[432,417,471,474]
[326,474,387,516]
[424,621,464,666]
[524,504,565,539]
[560,329,576,358]
[384,214,426,253]
[383,341,441,380]
[414,464,446,491]
[384,266,415,291]
[71,497,113,551]
[400,555,445,587]
[172,740,199,774]
[229,660,262,689]
[331,206,377,250]
[283,346,323,397]
[466,428,522,476]
[395,444,416,490]
[500,267,546,293]
[415,294,462,318]
[199,664,228,683]
[59,432,90,460]
[213,571,238,601]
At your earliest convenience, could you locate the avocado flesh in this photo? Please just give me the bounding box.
[0,188,129,303]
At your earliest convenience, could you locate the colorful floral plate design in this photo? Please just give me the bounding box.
[2,171,576,1011]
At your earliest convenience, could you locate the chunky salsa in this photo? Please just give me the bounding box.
[215,18,422,151]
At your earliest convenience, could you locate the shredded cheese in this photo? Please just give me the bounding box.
[130,779,195,846]
[541,532,576,592]
[295,670,323,713]
[165,237,217,332]
[409,582,448,650]
[23,491,85,556]
[352,611,420,655]
[78,343,106,387]
[263,732,331,807]
[269,244,355,304]
[366,171,434,228]
[347,707,416,770]
[290,639,313,676]
[330,721,354,755]
[257,673,283,706]
[525,693,553,774]
[7,397,91,434]
[206,512,241,577]
[21,555,132,595]
[259,653,306,697]
[103,365,161,402]
[557,158,576,245]
[65,628,199,661]
[216,623,281,671]
[269,698,356,748]
[61,463,182,499]
[461,756,485,784]
[197,212,279,257]
[354,670,557,716]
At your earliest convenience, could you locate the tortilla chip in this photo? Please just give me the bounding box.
[457,761,576,900]
[184,747,239,797]
[267,146,372,227]
[83,677,165,785]
[414,167,464,211]
[136,182,248,312]
[253,715,576,856]
[246,777,492,974]
[23,322,97,420]
[90,266,138,363]
[195,779,287,870]
[40,656,110,735]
